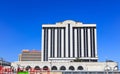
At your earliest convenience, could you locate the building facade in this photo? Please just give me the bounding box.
[19,50,41,61]
[12,20,119,72]
[12,61,118,71]
[42,20,97,62]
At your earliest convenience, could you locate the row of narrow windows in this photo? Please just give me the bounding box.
[43,27,96,61]
[26,66,84,70]
[73,27,96,58]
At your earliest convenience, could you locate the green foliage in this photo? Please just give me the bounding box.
[18,71,28,74]
[73,58,82,62]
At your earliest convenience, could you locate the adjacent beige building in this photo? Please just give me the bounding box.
[19,50,41,61]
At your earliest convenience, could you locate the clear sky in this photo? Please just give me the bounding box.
[0,0,120,63]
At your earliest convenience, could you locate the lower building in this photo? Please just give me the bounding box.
[12,61,118,71]
[0,58,11,66]
[19,50,41,61]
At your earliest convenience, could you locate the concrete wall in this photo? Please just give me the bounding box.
[11,61,118,71]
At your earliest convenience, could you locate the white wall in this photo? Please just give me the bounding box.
[12,61,118,71]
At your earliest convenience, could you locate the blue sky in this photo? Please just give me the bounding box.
[0,0,120,63]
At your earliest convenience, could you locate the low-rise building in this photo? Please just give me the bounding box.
[12,61,118,71]
[0,58,11,66]
[19,50,41,61]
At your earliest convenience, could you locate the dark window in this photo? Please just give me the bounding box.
[79,28,81,57]
[50,29,53,58]
[77,28,79,57]
[77,66,84,70]
[53,28,55,57]
[57,29,60,57]
[69,66,75,70]
[60,66,66,70]
[77,28,82,57]
[68,24,70,57]
[51,66,57,70]
[44,29,47,61]
[86,28,88,57]
[90,28,93,57]
[34,66,40,70]
[64,28,66,57]
[26,66,31,71]
[60,29,61,57]
[72,28,75,57]
[84,28,86,57]
[46,29,48,61]
[93,28,95,57]
[43,66,49,70]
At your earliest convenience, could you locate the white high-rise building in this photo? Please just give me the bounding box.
[42,20,98,62]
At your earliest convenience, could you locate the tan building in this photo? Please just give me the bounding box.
[19,50,41,61]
